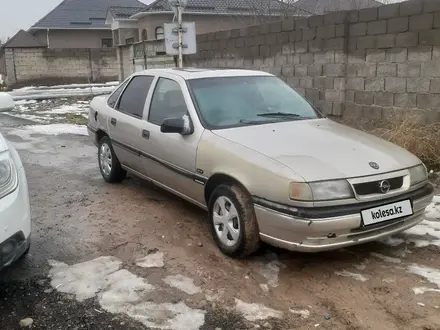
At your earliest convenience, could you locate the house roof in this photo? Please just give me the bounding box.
[2,29,47,48]
[30,0,146,30]
[294,0,383,15]
[108,5,146,19]
[141,0,309,16]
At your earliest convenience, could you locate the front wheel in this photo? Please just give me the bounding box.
[98,136,126,183]
[208,184,260,258]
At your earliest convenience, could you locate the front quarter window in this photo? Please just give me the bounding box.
[188,76,321,129]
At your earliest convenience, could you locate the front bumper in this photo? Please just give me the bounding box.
[0,165,31,269]
[255,184,434,252]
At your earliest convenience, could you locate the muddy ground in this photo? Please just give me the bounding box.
[0,114,439,330]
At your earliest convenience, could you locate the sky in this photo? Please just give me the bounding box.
[0,0,405,43]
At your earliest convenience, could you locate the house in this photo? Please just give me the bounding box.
[294,0,383,15]
[28,0,146,48]
[106,0,309,46]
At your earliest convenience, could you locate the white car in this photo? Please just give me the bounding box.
[0,93,31,269]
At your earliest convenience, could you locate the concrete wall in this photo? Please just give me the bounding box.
[0,48,5,76]
[33,29,113,48]
[5,47,118,88]
[187,0,440,123]
[137,13,276,41]
[118,40,175,81]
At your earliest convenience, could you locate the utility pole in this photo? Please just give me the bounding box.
[165,0,196,65]
[177,2,183,68]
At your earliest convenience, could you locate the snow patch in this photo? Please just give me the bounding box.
[15,99,37,105]
[259,283,269,292]
[136,252,165,268]
[412,287,440,295]
[425,196,440,220]
[370,252,401,264]
[39,103,89,115]
[380,236,405,247]
[335,270,368,282]
[104,301,205,330]
[49,257,205,330]
[10,124,88,138]
[290,309,310,319]
[163,275,201,295]
[257,253,284,288]
[48,257,122,301]
[407,264,440,288]
[234,299,283,321]
[403,219,440,248]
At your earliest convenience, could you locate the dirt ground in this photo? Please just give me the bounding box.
[0,114,440,330]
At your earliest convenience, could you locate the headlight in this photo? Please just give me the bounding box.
[290,180,354,201]
[409,164,428,186]
[0,151,18,199]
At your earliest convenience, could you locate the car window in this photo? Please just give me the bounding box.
[117,75,154,118]
[188,76,320,129]
[107,79,130,108]
[149,78,188,125]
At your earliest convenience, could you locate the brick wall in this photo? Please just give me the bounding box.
[187,0,440,123]
[5,47,118,88]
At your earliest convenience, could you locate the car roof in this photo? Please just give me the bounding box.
[133,68,274,80]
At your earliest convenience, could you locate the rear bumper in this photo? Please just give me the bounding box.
[255,184,434,252]
[87,125,99,146]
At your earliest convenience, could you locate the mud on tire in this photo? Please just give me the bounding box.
[208,184,260,258]
[98,136,126,183]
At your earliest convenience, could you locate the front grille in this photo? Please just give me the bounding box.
[353,176,404,196]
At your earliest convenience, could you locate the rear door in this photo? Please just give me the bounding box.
[108,75,155,173]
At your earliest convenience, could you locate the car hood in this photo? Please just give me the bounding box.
[212,119,421,182]
[0,133,8,153]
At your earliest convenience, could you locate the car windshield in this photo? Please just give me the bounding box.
[187,76,321,129]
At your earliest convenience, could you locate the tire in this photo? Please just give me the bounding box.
[208,184,260,258]
[98,136,126,183]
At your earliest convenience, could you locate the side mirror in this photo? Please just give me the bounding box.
[0,92,15,112]
[160,116,193,135]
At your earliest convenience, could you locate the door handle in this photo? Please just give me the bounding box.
[110,118,117,126]
[142,129,150,139]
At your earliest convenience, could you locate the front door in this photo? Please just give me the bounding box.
[138,77,205,205]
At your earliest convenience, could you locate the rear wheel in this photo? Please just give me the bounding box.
[208,184,260,258]
[98,136,126,183]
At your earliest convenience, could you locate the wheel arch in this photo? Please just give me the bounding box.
[204,173,251,206]
[96,129,108,145]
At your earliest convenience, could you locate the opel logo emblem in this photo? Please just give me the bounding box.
[369,162,380,170]
[379,180,391,194]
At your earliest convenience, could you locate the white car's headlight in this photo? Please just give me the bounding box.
[0,151,18,199]
[290,180,354,201]
[409,164,428,186]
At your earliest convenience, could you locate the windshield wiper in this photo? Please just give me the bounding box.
[256,112,315,121]
[257,112,301,118]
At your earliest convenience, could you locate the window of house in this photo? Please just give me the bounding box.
[125,37,135,45]
[102,38,113,48]
[107,79,130,108]
[155,27,164,40]
[117,76,154,118]
[141,29,148,41]
[149,78,188,125]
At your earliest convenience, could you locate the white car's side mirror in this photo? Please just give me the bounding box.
[0,92,15,112]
